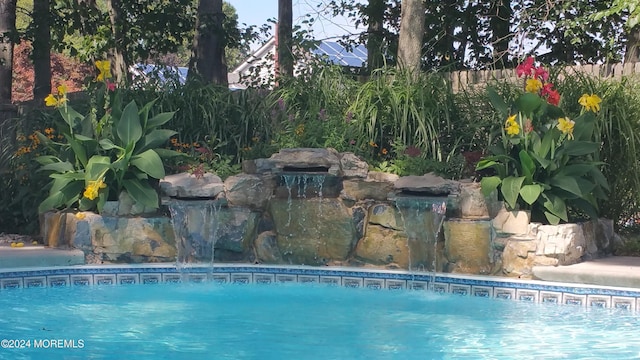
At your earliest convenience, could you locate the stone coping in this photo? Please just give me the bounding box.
[1,264,639,311]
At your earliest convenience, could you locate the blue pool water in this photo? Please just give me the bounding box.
[1,282,640,360]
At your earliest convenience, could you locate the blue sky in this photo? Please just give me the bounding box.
[226,0,359,42]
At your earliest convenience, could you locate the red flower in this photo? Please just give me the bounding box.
[545,89,561,106]
[106,80,116,92]
[540,82,555,96]
[516,56,535,78]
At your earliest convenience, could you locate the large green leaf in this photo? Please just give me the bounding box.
[65,134,87,167]
[562,141,599,156]
[515,93,543,116]
[138,98,158,129]
[518,150,536,182]
[130,150,165,179]
[146,112,176,129]
[99,139,123,151]
[38,161,75,173]
[122,178,159,210]
[487,87,509,117]
[541,193,568,222]
[501,176,525,210]
[38,180,84,213]
[117,100,143,147]
[549,175,588,197]
[86,155,111,180]
[137,129,177,153]
[154,148,190,159]
[480,176,502,197]
[520,184,542,205]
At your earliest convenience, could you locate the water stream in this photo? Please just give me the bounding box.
[167,199,222,280]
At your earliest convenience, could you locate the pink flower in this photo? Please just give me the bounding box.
[516,56,535,78]
[545,89,561,106]
[534,67,549,81]
[106,80,116,92]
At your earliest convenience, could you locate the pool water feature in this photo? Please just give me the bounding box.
[1,281,640,359]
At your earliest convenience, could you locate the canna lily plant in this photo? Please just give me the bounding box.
[36,60,181,214]
[476,57,609,225]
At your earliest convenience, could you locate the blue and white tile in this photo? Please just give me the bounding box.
[70,274,93,286]
[586,295,611,309]
[432,282,449,294]
[342,277,363,288]
[562,293,587,307]
[407,280,429,291]
[611,296,636,311]
[211,273,230,284]
[23,276,47,288]
[516,289,539,303]
[385,279,406,290]
[161,273,181,283]
[47,275,70,287]
[298,275,319,284]
[539,291,562,305]
[186,273,208,283]
[471,285,493,298]
[230,273,252,284]
[319,276,341,286]
[254,274,275,284]
[364,278,384,290]
[276,274,297,283]
[139,273,161,285]
[116,274,139,285]
[493,287,515,300]
[1,278,23,289]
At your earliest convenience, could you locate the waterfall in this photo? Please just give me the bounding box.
[167,199,222,280]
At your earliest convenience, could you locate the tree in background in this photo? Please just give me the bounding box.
[0,0,17,103]
[396,0,424,75]
[188,0,228,85]
[31,0,51,100]
[592,0,640,62]
[277,0,293,78]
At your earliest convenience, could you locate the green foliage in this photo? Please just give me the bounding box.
[477,60,608,225]
[36,74,181,214]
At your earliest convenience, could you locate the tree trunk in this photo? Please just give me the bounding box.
[32,0,51,101]
[397,0,424,76]
[188,0,228,86]
[625,25,640,63]
[489,0,512,67]
[0,0,16,103]
[277,0,293,78]
[365,0,385,72]
[106,0,129,84]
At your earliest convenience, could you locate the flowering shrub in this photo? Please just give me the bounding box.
[36,61,181,214]
[476,57,609,225]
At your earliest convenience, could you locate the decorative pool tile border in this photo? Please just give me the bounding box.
[2,264,640,311]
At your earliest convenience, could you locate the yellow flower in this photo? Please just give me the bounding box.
[44,93,58,107]
[95,60,112,82]
[44,127,55,135]
[75,212,86,220]
[578,94,602,112]
[556,117,575,140]
[504,114,520,136]
[525,78,543,93]
[295,124,305,136]
[83,179,107,200]
[57,84,68,95]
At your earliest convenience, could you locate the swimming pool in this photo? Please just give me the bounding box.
[1,265,640,359]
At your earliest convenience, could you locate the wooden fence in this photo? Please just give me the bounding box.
[448,62,640,92]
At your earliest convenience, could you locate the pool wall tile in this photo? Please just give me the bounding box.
[94,274,117,285]
[230,273,252,284]
[47,275,70,287]
[385,280,406,290]
[342,277,363,288]
[24,276,47,288]
[3,265,640,312]
[493,287,515,300]
[364,279,384,290]
[612,296,636,311]
[298,275,319,284]
[116,274,139,285]
[254,274,275,284]
[516,289,539,303]
[587,295,611,308]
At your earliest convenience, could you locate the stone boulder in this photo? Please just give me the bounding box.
[268,198,356,265]
[341,171,397,201]
[224,174,275,210]
[159,172,224,198]
[394,172,460,195]
[243,148,342,175]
